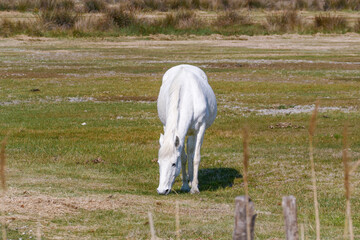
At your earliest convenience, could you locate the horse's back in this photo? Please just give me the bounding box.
[161,64,207,84]
[157,65,217,130]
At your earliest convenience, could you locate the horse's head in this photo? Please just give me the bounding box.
[157,133,182,195]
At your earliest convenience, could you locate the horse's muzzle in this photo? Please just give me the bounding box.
[157,188,171,195]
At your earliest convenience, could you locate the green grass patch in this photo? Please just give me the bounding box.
[0,36,360,239]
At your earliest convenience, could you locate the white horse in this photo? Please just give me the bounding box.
[156,64,217,195]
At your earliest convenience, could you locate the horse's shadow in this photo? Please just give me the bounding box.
[198,167,241,191]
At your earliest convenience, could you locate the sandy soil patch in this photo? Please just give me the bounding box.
[139,58,360,66]
[103,33,360,51]
[223,104,357,116]
[0,189,233,225]
[1,33,360,51]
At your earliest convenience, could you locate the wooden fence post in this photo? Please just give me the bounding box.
[233,196,256,240]
[282,196,298,240]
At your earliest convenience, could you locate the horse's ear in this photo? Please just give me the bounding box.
[174,136,180,148]
[159,134,164,146]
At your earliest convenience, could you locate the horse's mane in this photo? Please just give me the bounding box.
[159,71,183,158]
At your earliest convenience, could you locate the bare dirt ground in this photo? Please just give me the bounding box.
[1,190,231,219]
[1,188,232,239]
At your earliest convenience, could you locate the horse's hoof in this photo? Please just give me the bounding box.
[181,185,190,192]
[190,188,200,194]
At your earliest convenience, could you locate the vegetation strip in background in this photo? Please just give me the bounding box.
[0,0,360,37]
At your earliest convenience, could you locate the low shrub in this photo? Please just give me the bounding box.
[17,0,36,12]
[313,13,348,32]
[37,0,75,11]
[126,0,147,10]
[146,0,169,11]
[213,10,251,27]
[58,0,75,10]
[0,18,19,36]
[37,0,79,29]
[309,0,323,10]
[37,0,57,10]
[354,18,360,32]
[0,18,41,36]
[39,9,78,29]
[160,9,202,29]
[348,0,360,10]
[0,0,11,11]
[135,0,202,11]
[293,0,308,9]
[0,0,36,12]
[83,0,107,12]
[74,15,113,32]
[324,0,349,9]
[323,0,360,9]
[169,0,192,10]
[128,0,244,11]
[244,0,268,9]
[266,10,303,33]
[106,6,135,28]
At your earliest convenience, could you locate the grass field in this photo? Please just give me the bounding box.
[1,33,360,239]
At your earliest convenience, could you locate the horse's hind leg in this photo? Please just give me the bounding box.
[180,146,190,192]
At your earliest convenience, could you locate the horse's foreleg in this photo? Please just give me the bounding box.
[187,135,196,188]
[180,146,190,192]
[190,125,205,194]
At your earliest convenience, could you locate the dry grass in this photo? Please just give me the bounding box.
[342,123,354,240]
[0,139,6,194]
[83,0,107,13]
[341,125,360,240]
[300,223,305,240]
[308,101,320,240]
[36,220,41,240]
[1,219,6,240]
[1,136,7,240]
[175,201,180,240]
[242,127,251,240]
[148,211,157,240]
